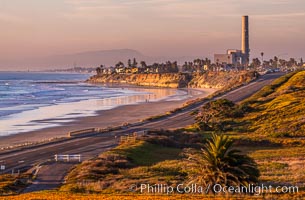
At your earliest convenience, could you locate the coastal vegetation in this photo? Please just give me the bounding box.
[241,72,305,139]
[2,71,305,199]
[59,70,305,198]
[189,71,305,196]
[196,70,305,141]
[2,192,305,200]
[0,174,30,195]
[184,133,259,189]
[97,59,180,75]
[60,130,202,194]
[94,56,304,76]
[59,131,261,196]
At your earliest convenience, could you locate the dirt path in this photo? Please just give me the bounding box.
[22,162,74,193]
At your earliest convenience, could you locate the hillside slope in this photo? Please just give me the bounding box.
[242,71,305,138]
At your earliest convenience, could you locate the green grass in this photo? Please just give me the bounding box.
[244,71,298,104]
[228,71,305,140]
[112,141,182,166]
[244,80,305,186]
[195,71,305,191]
[62,140,185,193]
[239,146,305,187]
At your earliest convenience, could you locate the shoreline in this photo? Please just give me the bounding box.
[0,84,188,136]
[0,87,217,149]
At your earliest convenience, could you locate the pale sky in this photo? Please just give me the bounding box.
[1,0,305,63]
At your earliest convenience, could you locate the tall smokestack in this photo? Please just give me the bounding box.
[241,16,249,62]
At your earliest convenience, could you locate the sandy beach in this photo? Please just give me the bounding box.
[0,88,216,149]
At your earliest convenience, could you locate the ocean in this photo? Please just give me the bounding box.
[0,72,187,136]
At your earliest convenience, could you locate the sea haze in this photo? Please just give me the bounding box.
[0,72,185,136]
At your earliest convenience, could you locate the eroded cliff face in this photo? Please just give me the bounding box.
[88,73,192,88]
[87,71,258,89]
[188,71,258,89]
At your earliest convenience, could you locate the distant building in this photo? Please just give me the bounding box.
[215,49,245,66]
[214,16,250,67]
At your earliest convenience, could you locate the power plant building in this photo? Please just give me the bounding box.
[214,16,250,66]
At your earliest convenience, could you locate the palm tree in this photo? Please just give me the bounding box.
[185,133,259,189]
[132,58,138,67]
[260,52,264,66]
[115,61,124,68]
[96,67,101,76]
[140,61,147,68]
[127,59,132,68]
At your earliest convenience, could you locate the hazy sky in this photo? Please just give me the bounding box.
[1,0,305,62]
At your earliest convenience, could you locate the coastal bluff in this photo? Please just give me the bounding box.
[87,71,258,89]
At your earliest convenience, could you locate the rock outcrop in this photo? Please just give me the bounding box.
[87,71,259,89]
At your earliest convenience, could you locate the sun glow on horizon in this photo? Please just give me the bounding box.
[0,0,304,69]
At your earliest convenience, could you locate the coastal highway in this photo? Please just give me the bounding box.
[142,72,284,129]
[0,72,284,192]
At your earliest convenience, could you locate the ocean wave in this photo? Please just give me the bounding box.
[0,72,185,136]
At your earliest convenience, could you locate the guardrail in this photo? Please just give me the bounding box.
[120,135,136,144]
[68,126,128,137]
[135,130,148,136]
[68,128,96,137]
[119,131,148,144]
[54,154,81,162]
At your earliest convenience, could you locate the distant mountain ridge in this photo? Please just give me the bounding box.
[0,49,148,71]
[0,49,201,71]
[46,49,147,67]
